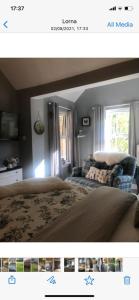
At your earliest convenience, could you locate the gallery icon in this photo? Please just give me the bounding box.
[8,275,16,285]
[84,275,94,285]
[124,276,131,285]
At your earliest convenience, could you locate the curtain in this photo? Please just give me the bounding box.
[73,108,79,166]
[48,102,62,177]
[129,102,138,156]
[66,110,74,167]
[92,105,104,153]
[59,109,75,167]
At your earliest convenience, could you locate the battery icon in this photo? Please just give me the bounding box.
[124,6,134,11]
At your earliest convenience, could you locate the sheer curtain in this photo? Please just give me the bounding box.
[92,105,105,153]
[60,109,74,167]
[129,102,139,156]
[48,102,62,176]
[66,110,74,167]
[73,108,79,167]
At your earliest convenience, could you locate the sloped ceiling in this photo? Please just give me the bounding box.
[0,58,130,91]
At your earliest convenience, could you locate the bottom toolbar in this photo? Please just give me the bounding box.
[0,257,138,300]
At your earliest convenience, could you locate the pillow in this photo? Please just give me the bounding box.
[108,164,123,186]
[94,161,110,170]
[82,159,115,177]
[0,177,71,199]
[134,201,139,228]
[86,167,112,184]
[93,151,129,165]
[97,169,112,184]
[86,166,100,181]
[82,159,96,177]
[111,164,123,177]
[120,156,136,176]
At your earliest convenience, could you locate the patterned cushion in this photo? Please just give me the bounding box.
[86,167,112,184]
[94,161,111,170]
[86,167,100,181]
[72,167,82,177]
[108,164,123,186]
[120,156,136,176]
[82,159,113,177]
[82,159,96,177]
[97,169,112,184]
[111,164,123,177]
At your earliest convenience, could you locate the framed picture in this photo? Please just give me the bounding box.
[82,117,90,127]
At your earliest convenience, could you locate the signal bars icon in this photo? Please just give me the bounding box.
[109,6,122,11]
[109,6,116,11]
[109,6,134,11]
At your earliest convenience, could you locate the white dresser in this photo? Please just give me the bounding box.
[0,168,23,186]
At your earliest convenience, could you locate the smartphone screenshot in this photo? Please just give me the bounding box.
[0,1,139,300]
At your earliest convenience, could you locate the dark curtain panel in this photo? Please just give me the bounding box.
[73,108,79,166]
[92,105,104,153]
[48,102,62,177]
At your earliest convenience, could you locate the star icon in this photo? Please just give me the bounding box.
[84,275,94,285]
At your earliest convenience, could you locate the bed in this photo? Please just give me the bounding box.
[0,177,93,242]
[0,177,138,242]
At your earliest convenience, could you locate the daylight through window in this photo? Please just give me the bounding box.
[104,106,130,153]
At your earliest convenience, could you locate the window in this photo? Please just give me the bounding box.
[59,109,71,163]
[104,106,130,153]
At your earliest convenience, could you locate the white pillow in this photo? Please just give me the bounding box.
[93,151,129,166]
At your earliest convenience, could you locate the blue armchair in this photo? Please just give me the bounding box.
[66,155,136,192]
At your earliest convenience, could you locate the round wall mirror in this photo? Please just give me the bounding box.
[34,120,45,135]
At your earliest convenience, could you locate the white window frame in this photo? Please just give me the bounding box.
[104,105,130,153]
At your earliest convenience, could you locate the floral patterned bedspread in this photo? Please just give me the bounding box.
[0,183,93,242]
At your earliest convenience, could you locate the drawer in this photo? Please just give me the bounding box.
[0,175,17,186]
[0,168,23,186]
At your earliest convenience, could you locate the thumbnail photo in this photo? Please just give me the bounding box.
[64,258,75,272]
[0,58,139,242]
[78,258,123,272]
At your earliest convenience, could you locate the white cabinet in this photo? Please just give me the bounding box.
[0,168,23,186]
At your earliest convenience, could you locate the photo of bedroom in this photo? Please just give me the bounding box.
[0,58,139,243]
